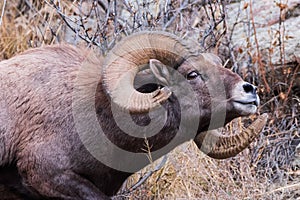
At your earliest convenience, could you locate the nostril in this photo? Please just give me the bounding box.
[243,83,256,94]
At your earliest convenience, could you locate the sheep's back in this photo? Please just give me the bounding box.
[0,45,91,165]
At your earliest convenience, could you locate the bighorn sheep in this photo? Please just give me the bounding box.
[0,31,267,199]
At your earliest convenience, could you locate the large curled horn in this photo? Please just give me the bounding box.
[194,113,268,159]
[102,31,191,113]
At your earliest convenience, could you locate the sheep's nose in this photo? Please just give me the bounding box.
[243,83,257,94]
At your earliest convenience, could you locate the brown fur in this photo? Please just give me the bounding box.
[0,43,256,199]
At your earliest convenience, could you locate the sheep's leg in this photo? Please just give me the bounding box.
[24,169,110,200]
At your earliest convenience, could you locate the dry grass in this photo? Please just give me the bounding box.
[1,0,299,199]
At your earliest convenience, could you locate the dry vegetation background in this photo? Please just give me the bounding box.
[0,0,299,199]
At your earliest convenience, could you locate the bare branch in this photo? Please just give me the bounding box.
[45,0,102,47]
[163,0,189,30]
[249,0,270,92]
[0,0,7,26]
[114,155,168,199]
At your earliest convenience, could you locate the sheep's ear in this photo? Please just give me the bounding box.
[149,59,171,86]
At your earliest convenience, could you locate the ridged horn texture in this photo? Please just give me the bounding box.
[194,113,268,159]
[102,31,191,113]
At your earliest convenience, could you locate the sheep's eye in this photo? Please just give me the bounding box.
[187,71,199,80]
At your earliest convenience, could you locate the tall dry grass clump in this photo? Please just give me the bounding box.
[0,0,70,60]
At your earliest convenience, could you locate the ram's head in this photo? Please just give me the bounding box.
[102,32,267,159]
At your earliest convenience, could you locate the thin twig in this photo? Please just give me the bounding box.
[129,155,167,192]
[259,182,300,197]
[116,155,168,198]
[25,0,58,42]
[249,0,270,92]
[200,1,226,50]
[97,0,108,13]
[283,63,300,106]
[114,0,118,33]
[45,0,101,47]
[0,0,7,26]
[277,0,288,67]
[163,0,189,30]
[228,1,242,42]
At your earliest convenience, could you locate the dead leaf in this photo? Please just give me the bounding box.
[279,92,286,100]
[276,3,288,10]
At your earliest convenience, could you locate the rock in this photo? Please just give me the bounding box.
[226,0,300,65]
